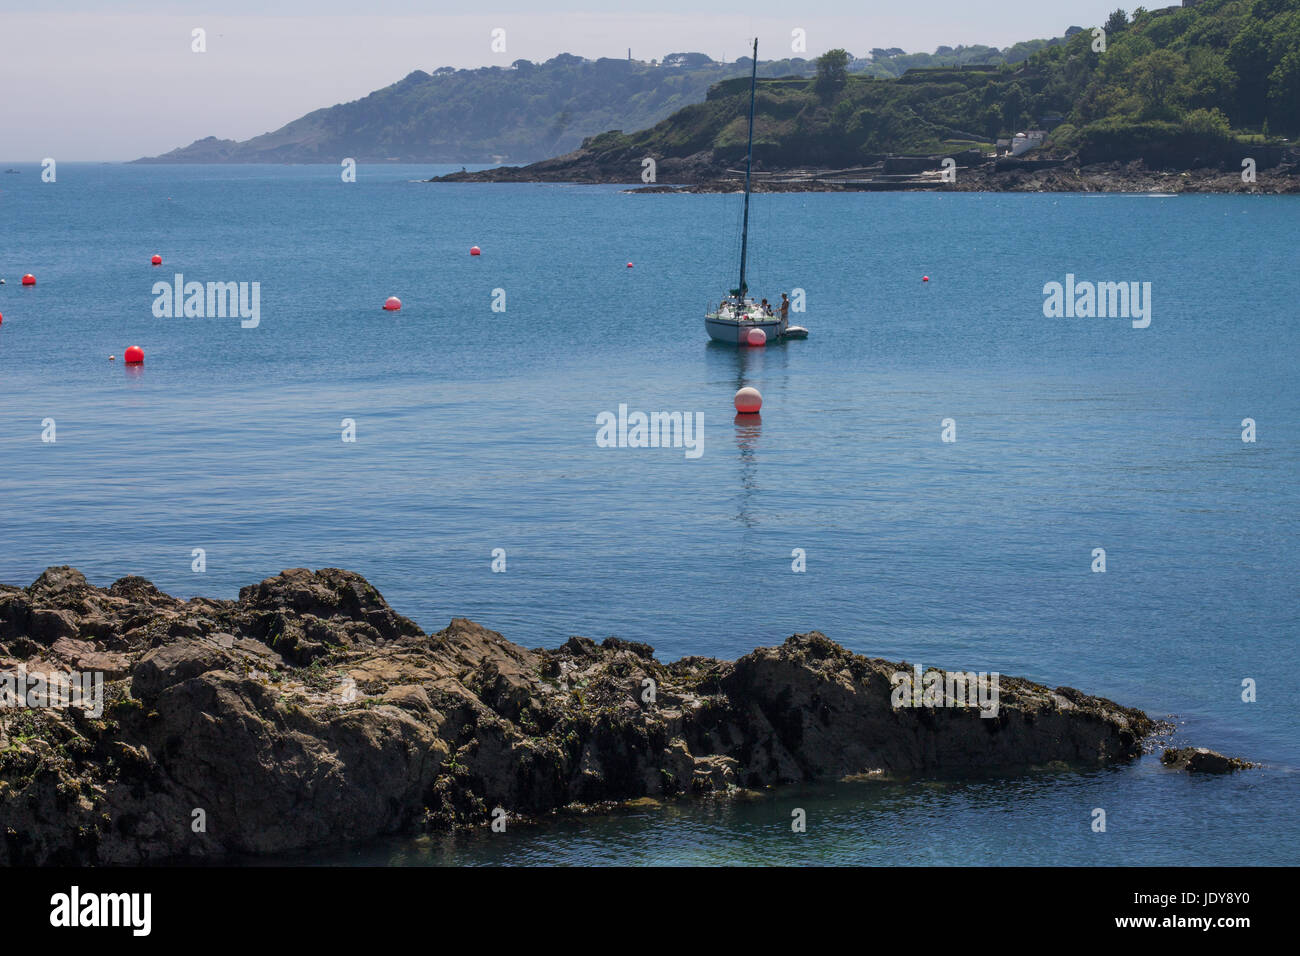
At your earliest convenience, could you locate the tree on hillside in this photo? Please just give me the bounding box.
[1228,22,1276,126]
[1002,82,1027,133]
[663,52,713,69]
[1267,47,1300,128]
[1185,47,1236,116]
[1131,49,1189,118]
[1106,10,1129,33]
[816,48,851,95]
[1181,107,1232,138]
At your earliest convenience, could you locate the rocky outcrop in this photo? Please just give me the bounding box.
[1,567,1164,864]
[1161,747,1258,774]
[946,157,1300,193]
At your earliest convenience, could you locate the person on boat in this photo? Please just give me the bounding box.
[760,298,772,316]
[779,293,790,334]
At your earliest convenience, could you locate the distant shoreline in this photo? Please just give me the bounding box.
[430,158,1300,194]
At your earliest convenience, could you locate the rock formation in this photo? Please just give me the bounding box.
[1,566,1168,863]
[1160,747,1258,773]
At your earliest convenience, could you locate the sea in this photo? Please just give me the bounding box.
[1,162,1296,865]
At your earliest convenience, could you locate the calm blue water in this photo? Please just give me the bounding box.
[2,163,1296,864]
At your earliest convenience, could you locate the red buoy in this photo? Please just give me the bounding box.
[383,296,402,311]
[470,246,481,256]
[124,345,144,364]
[746,327,767,347]
[626,262,634,268]
[0,312,4,324]
[922,276,929,282]
[21,274,35,286]
[151,255,162,266]
[734,386,762,414]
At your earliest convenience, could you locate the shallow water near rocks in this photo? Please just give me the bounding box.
[2,164,1296,864]
[258,762,1297,866]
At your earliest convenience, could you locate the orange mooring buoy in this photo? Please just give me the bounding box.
[734,386,762,414]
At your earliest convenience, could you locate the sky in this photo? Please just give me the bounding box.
[0,1,1122,161]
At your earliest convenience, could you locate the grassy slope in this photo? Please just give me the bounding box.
[567,0,1299,173]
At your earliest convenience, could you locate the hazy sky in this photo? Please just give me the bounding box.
[0,1,1119,160]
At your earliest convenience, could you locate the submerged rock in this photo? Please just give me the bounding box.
[1,566,1168,864]
[1161,746,1258,774]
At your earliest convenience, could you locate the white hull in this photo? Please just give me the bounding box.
[705,312,782,345]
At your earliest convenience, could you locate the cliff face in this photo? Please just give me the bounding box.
[0,567,1154,864]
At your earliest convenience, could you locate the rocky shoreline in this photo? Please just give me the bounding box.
[430,154,1300,194]
[0,567,1249,864]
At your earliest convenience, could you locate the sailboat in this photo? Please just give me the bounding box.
[704,38,808,345]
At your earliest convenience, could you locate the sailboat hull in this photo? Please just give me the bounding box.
[705,314,782,344]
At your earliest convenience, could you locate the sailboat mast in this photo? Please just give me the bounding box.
[737,37,758,301]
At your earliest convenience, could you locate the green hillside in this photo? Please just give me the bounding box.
[519,0,1299,176]
[134,38,1073,164]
